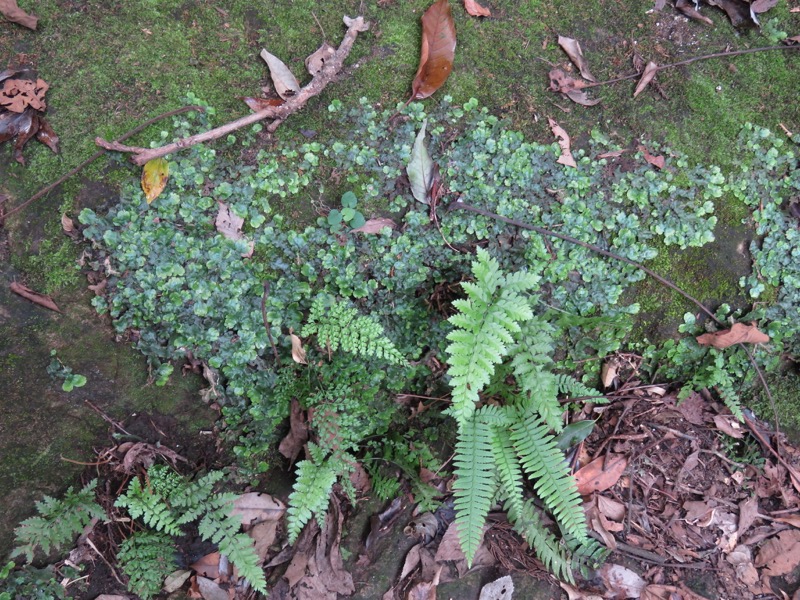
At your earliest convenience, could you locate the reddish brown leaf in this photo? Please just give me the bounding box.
[574,454,628,495]
[696,322,770,349]
[411,0,457,100]
[231,492,285,528]
[464,0,491,17]
[755,530,800,576]
[351,217,397,234]
[548,68,600,106]
[36,117,60,154]
[0,0,38,29]
[675,0,714,25]
[10,281,61,312]
[633,61,659,98]
[190,552,220,579]
[12,109,38,165]
[637,144,665,169]
[557,36,596,82]
[242,96,284,112]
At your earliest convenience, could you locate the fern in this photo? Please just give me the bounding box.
[13,480,104,562]
[511,409,587,542]
[302,296,407,365]
[506,498,573,583]
[115,477,183,536]
[490,425,525,520]
[117,531,176,600]
[286,459,337,543]
[453,413,496,565]
[446,248,539,424]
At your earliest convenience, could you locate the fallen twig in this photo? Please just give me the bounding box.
[96,15,370,166]
[2,106,203,222]
[551,43,800,97]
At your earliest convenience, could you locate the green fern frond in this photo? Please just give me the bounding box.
[506,498,574,583]
[286,459,337,543]
[446,248,538,425]
[117,531,177,600]
[13,480,104,562]
[172,470,225,525]
[490,426,525,519]
[511,410,587,542]
[453,414,497,566]
[302,296,407,365]
[556,374,606,403]
[116,477,182,536]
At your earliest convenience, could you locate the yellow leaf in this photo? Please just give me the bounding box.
[141,158,169,204]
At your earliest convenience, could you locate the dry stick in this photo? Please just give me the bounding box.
[572,44,800,91]
[95,16,370,166]
[449,202,777,422]
[2,106,203,222]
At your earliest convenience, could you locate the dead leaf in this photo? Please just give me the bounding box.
[305,42,336,76]
[411,0,457,100]
[290,333,307,364]
[279,398,308,462]
[407,120,434,204]
[400,543,423,580]
[755,530,800,576]
[196,575,228,600]
[1,78,48,112]
[10,281,61,312]
[164,570,193,593]
[737,497,759,536]
[774,514,800,528]
[242,96,284,112]
[597,149,626,159]
[676,0,714,25]
[231,492,285,529]
[351,217,397,234]
[141,158,169,204]
[214,201,254,257]
[557,36,597,82]
[633,61,659,98]
[94,596,130,600]
[637,145,665,169]
[548,68,600,106]
[696,322,770,348]
[560,582,604,600]
[61,213,75,234]
[598,564,646,599]
[464,0,491,17]
[726,545,763,595]
[190,553,220,579]
[549,118,577,168]
[349,461,371,494]
[249,519,281,565]
[260,49,301,99]
[407,565,442,600]
[0,0,37,29]
[406,512,439,544]
[713,414,745,438]
[574,454,628,495]
[601,359,618,388]
[750,0,778,14]
[479,575,513,600]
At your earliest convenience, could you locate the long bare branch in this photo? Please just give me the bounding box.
[95,15,370,166]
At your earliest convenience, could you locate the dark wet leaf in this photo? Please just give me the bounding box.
[10,281,61,312]
[411,0,457,100]
[704,0,750,26]
[35,116,60,154]
[676,0,715,25]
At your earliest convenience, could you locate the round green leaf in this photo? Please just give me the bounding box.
[341,207,355,221]
[341,191,357,208]
[350,211,366,229]
[327,209,343,225]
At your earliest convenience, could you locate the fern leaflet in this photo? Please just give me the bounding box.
[506,498,574,583]
[117,531,177,600]
[490,424,525,520]
[286,459,337,543]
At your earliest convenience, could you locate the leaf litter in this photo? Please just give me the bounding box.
[0,70,59,164]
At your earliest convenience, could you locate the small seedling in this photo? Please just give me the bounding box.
[327,191,366,231]
[46,350,87,392]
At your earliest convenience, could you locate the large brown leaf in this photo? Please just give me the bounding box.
[0,0,38,29]
[411,0,457,100]
[696,322,770,349]
[464,0,491,17]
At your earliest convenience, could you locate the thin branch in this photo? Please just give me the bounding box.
[1,106,203,222]
[96,16,370,166]
[556,43,800,94]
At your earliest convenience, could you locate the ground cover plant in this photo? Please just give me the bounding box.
[3,0,800,598]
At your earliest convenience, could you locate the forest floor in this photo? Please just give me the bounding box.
[2,0,800,599]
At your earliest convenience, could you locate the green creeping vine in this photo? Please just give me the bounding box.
[115,465,266,596]
[447,249,605,579]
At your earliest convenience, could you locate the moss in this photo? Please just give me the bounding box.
[744,371,800,445]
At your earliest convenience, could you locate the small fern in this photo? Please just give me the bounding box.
[117,531,176,600]
[13,480,104,562]
[506,498,573,582]
[116,466,266,594]
[286,458,337,543]
[302,296,407,365]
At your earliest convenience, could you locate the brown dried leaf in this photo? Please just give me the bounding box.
[61,213,75,234]
[196,575,227,600]
[676,0,715,25]
[290,333,307,364]
[190,552,220,579]
[260,49,301,99]
[713,414,745,438]
[548,118,577,168]
[279,398,308,461]
[36,117,60,154]
[464,0,491,17]
[12,109,38,165]
[242,96,284,112]
[250,520,280,565]
[10,281,61,312]
[633,61,659,98]
[637,144,665,169]
[214,201,244,240]
[574,454,628,495]
[411,0,457,100]
[696,322,770,348]
[349,461,372,493]
[0,0,38,28]
[774,514,800,528]
[305,42,336,76]
[737,496,759,536]
[231,492,285,529]
[750,0,778,14]
[557,36,597,82]
[754,530,800,576]
[141,158,169,204]
[597,495,626,522]
[400,543,423,580]
[598,564,646,599]
[351,217,397,234]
